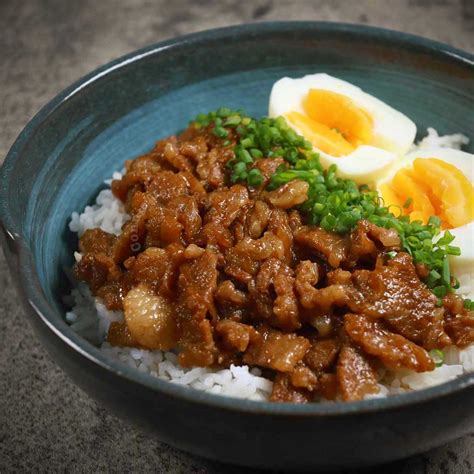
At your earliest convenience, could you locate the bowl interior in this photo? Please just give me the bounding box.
[2,22,474,412]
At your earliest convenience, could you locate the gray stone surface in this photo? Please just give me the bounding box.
[0,0,473,472]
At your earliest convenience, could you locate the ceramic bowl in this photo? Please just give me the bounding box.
[1,22,473,471]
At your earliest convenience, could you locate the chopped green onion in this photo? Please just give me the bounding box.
[234,162,246,174]
[223,115,242,126]
[442,257,451,286]
[212,126,228,138]
[320,214,337,231]
[429,349,445,367]
[236,147,253,164]
[192,108,463,299]
[250,148,263,159]
[464,299,474,311]
[240,137,254,148]
[407,236,421,248]
[437,231,455,246]
[430,270,441,280]
[447,245,461,256]
[247,168,263,187]
[432,285,447,298]
[216,107,232,117]
[429,215,441,227]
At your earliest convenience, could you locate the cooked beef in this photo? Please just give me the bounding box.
[289,364,319,391]
[122,283,177,351]
[348,219,400,266]
[74,122,464,404]
[270,373,312,403]
[245,200,271,240]
[294,260,351,313]
[304,338,341,372]
[147,171,190,205]
[79,228,116,256]
[348,253,450,350]
[75,253,116,293]
[337,343,379,401]
[254,157,286,188]
[243,326,310,372]
[444,293,474,347]
[215,280,248,307]
[317,373,339,401]
[294,225,350,268]
[264,180,309,209]
[345,314,434,372]
[215,320,258,353]
[107,321,136,347]
[251,258,299,331]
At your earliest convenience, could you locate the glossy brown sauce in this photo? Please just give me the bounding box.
[74,124,474,403]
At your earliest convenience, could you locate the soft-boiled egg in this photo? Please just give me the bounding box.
[377,147,474,298]
[269,73,417,184]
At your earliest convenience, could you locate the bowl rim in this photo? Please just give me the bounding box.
[1,20,474,417]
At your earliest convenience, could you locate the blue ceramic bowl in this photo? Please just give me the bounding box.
[1,22,474,471]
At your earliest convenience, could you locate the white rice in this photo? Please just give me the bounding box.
[416,127,470,150]
[66,130,472,401]
[66,281,273,400]
[69,171,129,238]
[67,175,273,400]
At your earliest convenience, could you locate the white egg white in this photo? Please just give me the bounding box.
[268,73,417,185]
[450,223,474,300]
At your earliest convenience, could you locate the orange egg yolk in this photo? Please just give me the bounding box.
[285,89,373,157]
[379,158,474,229]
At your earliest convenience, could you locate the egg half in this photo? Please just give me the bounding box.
[377,147,474,299]
[269,73,417,184]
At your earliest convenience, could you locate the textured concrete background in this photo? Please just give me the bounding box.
[1,0,473,472]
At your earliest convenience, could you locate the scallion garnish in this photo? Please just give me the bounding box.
[464,299,474,311]
[429,349,445,367]
[191,109,462,297]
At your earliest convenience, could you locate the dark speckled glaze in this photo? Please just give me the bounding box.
[1,22,474,471]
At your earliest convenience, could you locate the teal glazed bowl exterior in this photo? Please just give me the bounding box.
[1,22,474,471]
